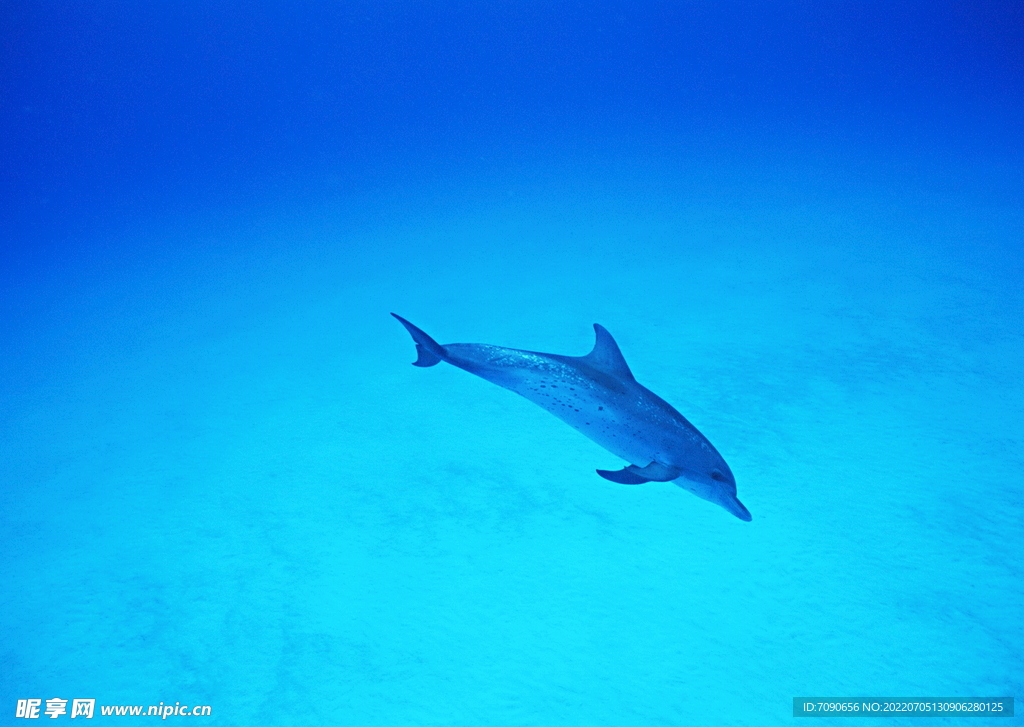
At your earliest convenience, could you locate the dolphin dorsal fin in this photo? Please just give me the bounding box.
[582,324,634,381]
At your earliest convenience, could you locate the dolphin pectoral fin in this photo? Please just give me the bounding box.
[596,462,681,484]
[596,468,648,485]
[625,462,681,482]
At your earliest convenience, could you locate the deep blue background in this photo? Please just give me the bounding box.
[4,1,1021,241]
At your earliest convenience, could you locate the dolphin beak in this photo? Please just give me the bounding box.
[723,495,752,522]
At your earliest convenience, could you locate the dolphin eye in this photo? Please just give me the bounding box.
[711,470,725,481]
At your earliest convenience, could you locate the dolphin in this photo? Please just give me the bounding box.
[391,314,751,521]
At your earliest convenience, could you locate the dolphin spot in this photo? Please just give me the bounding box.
[598,406,603,410]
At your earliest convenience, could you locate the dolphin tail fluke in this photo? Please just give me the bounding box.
[391,313,447,367]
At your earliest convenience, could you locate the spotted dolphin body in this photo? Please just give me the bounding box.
[392,314,751,521]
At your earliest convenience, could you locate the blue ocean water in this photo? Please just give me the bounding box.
[2,2,1021,725]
